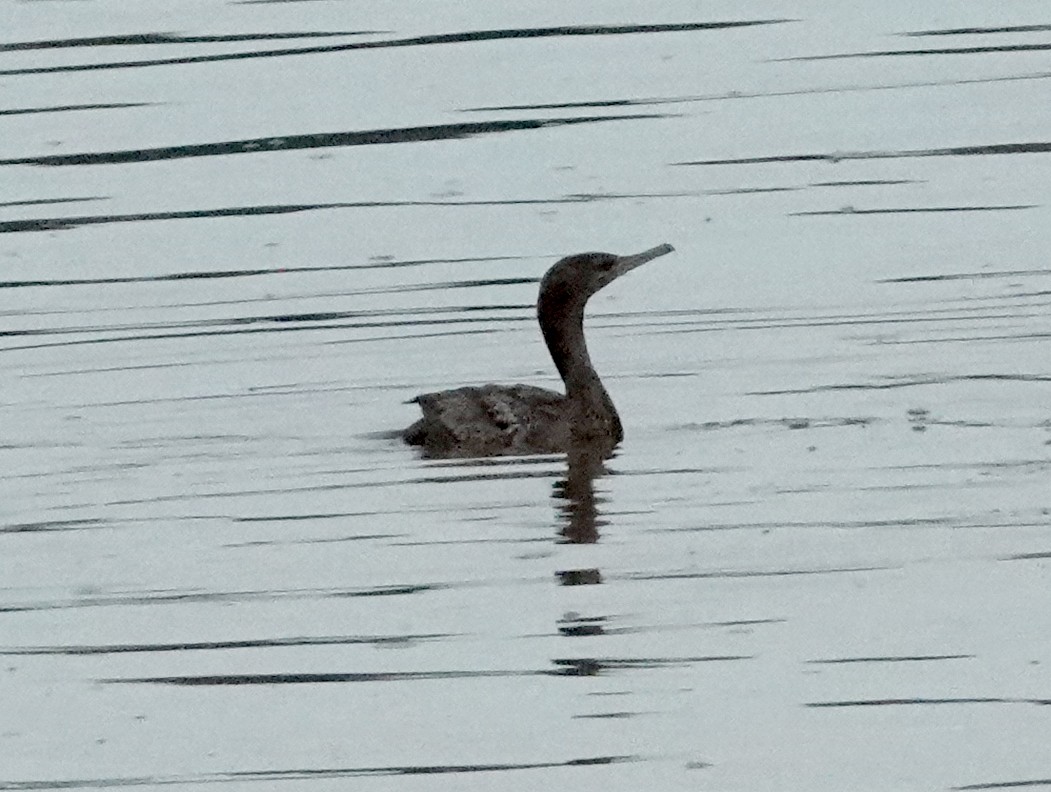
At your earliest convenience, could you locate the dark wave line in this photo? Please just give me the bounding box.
[810,179,918,186]
[678,140,1051,165]
[0,202,340,233]
[655,514,1037,533]
[0,320,506,355]
[0,102,149,116]
[0,20,789,75]
[108,655,739,685]
[808,697,1050,707]
[630,566,885,580]
[0,518,106,533]
[463,71,1051,113]
[807,654,973,664]
[780,43,1051,61]
[755,373,1051,395]
[0,262,529,289]
[902,24,1051,36]
[0,756,634,789]
[650,309,1042,337]
[878,331,1051,346]
[1,309,526,339]
[466,98,648,112]
[792,205,1036,215]
[1,634,449,654]
[880,268,1051,282]
[0,581,451,613]
[0,190,683,235]
[0,196,104,208]
[0,115,661,168]
[1002,551,1051,561]
[954,778,1051,791]
[107,670,506,684]
[0,31,382,52]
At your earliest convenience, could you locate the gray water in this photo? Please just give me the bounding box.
[2,2,1050,790]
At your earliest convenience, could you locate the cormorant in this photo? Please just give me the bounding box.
[404,244,675,457]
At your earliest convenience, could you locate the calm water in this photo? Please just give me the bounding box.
[2,2,1050,790]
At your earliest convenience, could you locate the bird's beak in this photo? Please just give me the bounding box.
[612,243,675,280]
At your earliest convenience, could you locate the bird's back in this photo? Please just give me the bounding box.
[404,384,569,457]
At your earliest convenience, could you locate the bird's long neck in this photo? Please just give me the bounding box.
[538,296,622,445]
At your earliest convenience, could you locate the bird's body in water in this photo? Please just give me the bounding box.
[404,243,675,458]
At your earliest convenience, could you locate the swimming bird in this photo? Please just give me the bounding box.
[404,243,675,457]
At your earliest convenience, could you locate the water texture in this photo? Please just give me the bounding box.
[2,2,1050,790]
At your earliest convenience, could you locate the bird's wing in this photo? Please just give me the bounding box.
[408,385,566,456]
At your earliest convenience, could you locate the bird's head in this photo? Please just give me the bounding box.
[539,244,675,308]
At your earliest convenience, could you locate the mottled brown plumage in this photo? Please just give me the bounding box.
[404,244,674,457]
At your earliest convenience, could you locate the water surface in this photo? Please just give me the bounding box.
[2,2,1050,790]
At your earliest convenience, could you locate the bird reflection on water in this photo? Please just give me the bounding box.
[553,450,610,654]
[555,450,608,546]
[404,244,675,459]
